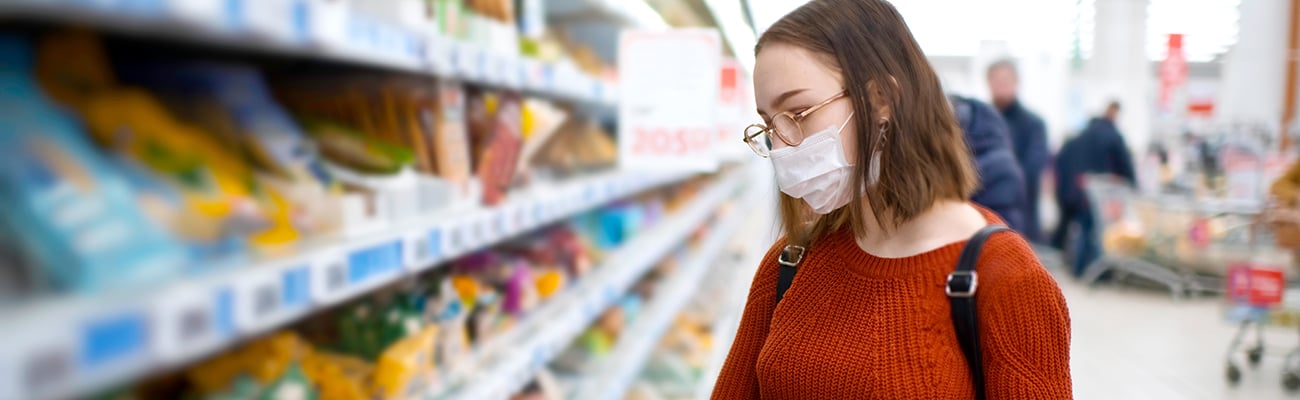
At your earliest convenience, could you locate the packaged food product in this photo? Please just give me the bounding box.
[0,35,185,292]
[371,326,438,399]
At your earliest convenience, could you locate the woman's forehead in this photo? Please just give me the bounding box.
[754,44,842,98]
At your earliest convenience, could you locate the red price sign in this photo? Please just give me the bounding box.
[1227,263,1285,307]
[631,127,713,157]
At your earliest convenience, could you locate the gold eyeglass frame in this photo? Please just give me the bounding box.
[743,91,847,157]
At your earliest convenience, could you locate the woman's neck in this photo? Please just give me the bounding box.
[854,200,987,259]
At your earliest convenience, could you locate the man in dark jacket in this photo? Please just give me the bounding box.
[950,95,1029,234]
[1052,101,1136,277]
[988,60,1050,243]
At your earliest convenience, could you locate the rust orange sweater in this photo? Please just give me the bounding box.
[712,210,1072,399]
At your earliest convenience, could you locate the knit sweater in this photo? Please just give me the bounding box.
[711,208,1072,399]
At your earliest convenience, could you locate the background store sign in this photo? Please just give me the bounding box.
[1158,34,1188,112]
[618,29,722,172]
[716,58,753,161]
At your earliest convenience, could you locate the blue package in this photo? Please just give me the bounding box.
[0,35,186,292]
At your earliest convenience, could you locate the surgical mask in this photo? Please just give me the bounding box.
[770,113,857,214]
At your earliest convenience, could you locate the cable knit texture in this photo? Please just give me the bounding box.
[711,207,1071,399]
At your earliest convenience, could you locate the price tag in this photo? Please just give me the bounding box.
[466,45,484,82]
[493,210,510,238]
[513,204,532,233]
[489,52,509,86]
[310,249,348,304]
[511,56,527,90]
[604,181,619,202]
[404,231,431,271]
[347,240,405,286]
[531,203,546,226]
[501,54,522,89]
[456,44,482,82]
[153,284,232,362]
[540,63,556,93]
[234,269,283,332]
[567,187,586,214]
[427,33,453,76]
[426,227,444,264]
[473,213,493,245]
[7,325,75,398]
[441,220,465,259]
[79,310,150,372]
[281,266,311,310]
[244,0,294,41]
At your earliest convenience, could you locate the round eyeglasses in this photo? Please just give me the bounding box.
[743,91,847,157]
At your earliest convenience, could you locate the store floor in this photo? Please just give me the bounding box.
[1041,250,1299,399]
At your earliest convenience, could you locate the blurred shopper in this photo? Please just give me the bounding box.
[1051,101,1136,277]
[718,1,1071,398]
[987,60,1049,243]
[949,94,1030,233]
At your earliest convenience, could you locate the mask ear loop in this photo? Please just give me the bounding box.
[868,119,888,185]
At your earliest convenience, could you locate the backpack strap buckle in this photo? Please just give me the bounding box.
[778,245,806,267]
[946,271,978,298]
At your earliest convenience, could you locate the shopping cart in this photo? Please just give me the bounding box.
[1222,244,1300,391]
[1079,174,1201,299]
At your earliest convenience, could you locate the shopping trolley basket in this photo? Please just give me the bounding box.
[1223,253,1300,390]
[1079,174,1198,299]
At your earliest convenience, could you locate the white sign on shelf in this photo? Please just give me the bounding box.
[618,29,722,172]
[310,248,349,304]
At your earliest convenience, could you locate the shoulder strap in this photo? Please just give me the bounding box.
[774,245,805,305]
[948,225,1011,400]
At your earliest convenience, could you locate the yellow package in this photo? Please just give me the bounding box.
[370,326,438,399]
[242,332,312,384]
[304,351,373,400]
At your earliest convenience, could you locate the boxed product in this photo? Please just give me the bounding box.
[0,34,186,292]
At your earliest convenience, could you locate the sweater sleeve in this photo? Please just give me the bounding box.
[978,234,1073,399]
[710,238,785,400]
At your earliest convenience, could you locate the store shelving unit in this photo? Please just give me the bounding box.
[0,167,704,400]
[0,0,617,106]
[0,1,767,399]
[569,196,746,400]
[432,168,744,400]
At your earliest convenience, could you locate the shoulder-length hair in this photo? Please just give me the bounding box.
[757,0,979,246]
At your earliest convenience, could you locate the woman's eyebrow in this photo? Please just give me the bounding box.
[759,88,809,117]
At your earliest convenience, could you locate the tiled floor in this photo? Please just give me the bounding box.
[1045,251,1300,399]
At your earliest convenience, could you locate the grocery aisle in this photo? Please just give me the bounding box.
[0,0,764,399]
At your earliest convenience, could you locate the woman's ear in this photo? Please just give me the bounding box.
[866,77,898,124]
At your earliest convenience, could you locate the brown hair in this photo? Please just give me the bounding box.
[757,0,978,246]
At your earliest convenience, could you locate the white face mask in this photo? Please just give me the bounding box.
[770,113,858,214]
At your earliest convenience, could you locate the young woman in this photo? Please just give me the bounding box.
[712,1,1072,399]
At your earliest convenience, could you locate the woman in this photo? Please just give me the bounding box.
[712,1,1071,399]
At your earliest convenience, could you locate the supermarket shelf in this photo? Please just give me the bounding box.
[0,0,617,106]
[574,199,747,400]
[433,169,745,400]
[546,0,669,30]
[0,168,695,400]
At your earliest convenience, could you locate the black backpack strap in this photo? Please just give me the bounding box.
[775,245,806,305]
[948,224,1011,400]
